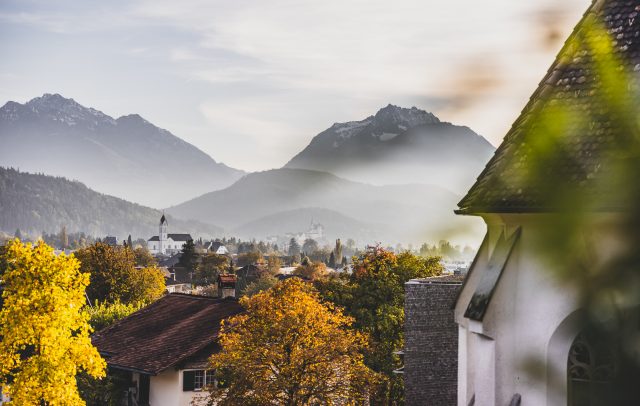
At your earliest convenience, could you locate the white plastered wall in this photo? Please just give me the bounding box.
[454,213,624,406]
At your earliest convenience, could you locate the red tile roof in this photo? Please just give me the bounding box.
[92,293,244,375]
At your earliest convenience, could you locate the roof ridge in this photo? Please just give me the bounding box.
[457,0,605,214]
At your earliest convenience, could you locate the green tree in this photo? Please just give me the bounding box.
[75,242,164,305]
[178,239,197,272]
[236,250,262,267]
[194,253,229,286]
[317,246,442,404]
[60,225,69,249]
[288,238,301,257]
[328,251,336,268]
[302,238,319,255]
[133,246,157,267]
[209,278,378,405]
[266,255,282,275]
[13,228,22,240]
[241,274,279,297]
[334,239,343,264]
[85,300,145,332]
[0,239,106,405]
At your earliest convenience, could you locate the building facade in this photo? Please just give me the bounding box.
[453,1,640,405]
[92,292,243,406]
[147,214,192,255]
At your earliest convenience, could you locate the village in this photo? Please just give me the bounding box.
[1,0,640,405]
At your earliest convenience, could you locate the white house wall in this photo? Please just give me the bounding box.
[454,213,623,406]
[150,369,204,406]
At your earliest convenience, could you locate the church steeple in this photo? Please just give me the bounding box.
[159,213,168,254]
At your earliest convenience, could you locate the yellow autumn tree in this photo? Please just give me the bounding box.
[208,278,378,405]
[0,239,106,405]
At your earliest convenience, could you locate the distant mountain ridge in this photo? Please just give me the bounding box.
[168,168,484,245]
[285,104,494,193]
[0,167,222,240]
[0,94,244,207]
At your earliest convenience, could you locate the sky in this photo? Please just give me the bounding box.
[0,0,591,172]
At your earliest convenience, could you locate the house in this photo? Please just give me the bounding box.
[204,241,229,256]
[103,236,118,246]
[91,290,243,406]
[452,1,640,405]
[147,214,192,256]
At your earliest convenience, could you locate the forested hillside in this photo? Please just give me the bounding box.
[0,167,222,240]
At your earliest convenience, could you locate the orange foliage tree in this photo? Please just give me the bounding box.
[208,278,378,405]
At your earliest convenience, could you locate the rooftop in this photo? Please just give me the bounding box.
[407,274,465,285]
[92,293,243,375]
[457,0,640,214]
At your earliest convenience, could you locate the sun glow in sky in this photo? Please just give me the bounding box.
[0,0,591,171]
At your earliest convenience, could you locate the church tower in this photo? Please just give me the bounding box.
[159,214,168,254]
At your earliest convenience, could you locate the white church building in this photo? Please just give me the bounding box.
[452,1,639,405]
[147,214,192,256]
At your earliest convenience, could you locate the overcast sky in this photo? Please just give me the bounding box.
[0,0,591,171]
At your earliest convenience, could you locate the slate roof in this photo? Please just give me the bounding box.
[168,233,192,242]
[408,274,466,284]
[92,294,244,375]
[147,234,192,242]
[457,0,640,214]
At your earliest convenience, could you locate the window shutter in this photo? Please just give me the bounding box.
[183,371,196,391]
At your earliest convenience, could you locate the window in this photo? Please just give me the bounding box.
[183,370,216,392]
[206,370,215,387]
[194,370,205,390]
[568,331,616,406]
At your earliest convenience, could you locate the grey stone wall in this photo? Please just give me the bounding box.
[404,276,462,406]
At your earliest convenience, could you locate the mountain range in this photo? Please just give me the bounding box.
[0,94,244,207]
[0,94,494,245]
[167,168,484,245]
[285,104,494,193]
[0,167,222,240]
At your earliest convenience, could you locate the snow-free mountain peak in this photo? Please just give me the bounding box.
[0,93,244,207]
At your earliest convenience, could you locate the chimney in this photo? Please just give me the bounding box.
[217,274,237,299]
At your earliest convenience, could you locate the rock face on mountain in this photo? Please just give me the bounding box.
[0,167,222,239]
[0,94,244,207]
[285,105,495,193]
[167,168,484,245]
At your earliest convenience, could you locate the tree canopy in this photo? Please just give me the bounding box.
[208,278,377,405]
[75,242,165,305]
[316,246,442,404]
[0,239,106,405]
[194,253,229,286]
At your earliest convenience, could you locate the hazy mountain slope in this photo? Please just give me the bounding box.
[168,168,483,245]
[0,167,222,240]
[0,94,244,207]
[232,207,383,243]
[285,104,495,193]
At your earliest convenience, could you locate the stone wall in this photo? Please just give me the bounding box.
[404,275,463,405]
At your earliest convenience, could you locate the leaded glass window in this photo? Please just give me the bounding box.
[568,331,616,406]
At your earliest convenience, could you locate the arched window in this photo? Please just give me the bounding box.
[567,331,616,406]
